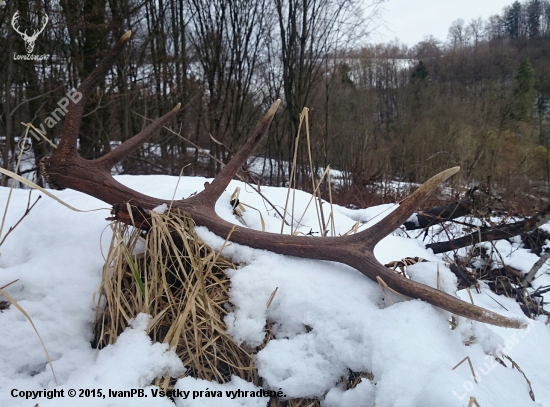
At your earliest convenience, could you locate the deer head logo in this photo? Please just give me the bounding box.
[11,10,49,54]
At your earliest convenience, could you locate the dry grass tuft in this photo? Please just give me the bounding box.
[93,208,256,384]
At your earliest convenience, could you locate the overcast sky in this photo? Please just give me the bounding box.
[374,0,514,46]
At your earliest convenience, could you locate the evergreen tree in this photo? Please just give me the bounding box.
[527,0,542,38]
[512,58,537,121]
[410,60,429,84]
[340,62,355,86]
[504,1,523,39]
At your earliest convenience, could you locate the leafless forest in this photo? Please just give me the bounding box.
[2,0,550,208]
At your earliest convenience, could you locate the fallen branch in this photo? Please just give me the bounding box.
[426,204,550,254]
[523,250,550,287]
[403,196,474,230]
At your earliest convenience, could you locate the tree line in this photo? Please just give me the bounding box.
[1,0,550,206]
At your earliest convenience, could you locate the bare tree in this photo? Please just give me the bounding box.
[186,0,269,175]
[448,18,467,48]
[1,0,15,186]
[270,0,384,182]
[466,17,485,47]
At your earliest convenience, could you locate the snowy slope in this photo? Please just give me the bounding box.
[0,175,549,407]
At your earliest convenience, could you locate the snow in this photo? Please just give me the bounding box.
[152,203,169,214]
[0,174,549,407]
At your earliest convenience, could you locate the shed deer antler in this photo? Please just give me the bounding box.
[40,31,526,329]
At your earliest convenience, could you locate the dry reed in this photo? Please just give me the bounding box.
[93,208,256,385]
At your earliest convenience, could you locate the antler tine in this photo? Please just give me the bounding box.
[349,167,460,249]
[32,13,49,38]
[54,31,132,159]
[11,11,25,36]
[96,103,181,171]
[347,254,527,328]
[188,99,281,206]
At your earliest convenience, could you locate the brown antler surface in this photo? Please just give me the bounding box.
[40,31,526,329]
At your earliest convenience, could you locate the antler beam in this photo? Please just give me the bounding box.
[40,31,526,329]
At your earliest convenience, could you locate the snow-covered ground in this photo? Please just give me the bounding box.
[10,140,349,186]
[0,174,549,407]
